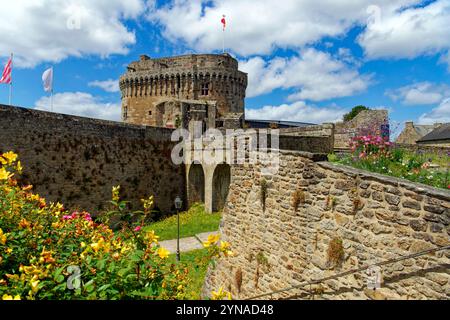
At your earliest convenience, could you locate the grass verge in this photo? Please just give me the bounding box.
[144,203,221,241]
[167,248,211,300]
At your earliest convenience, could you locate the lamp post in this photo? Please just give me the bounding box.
[174,196,183,262]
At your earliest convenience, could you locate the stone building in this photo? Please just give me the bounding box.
[334,109,389,150]
[417,123,450,147]
[395,121,441,145]
[119,53,248,129]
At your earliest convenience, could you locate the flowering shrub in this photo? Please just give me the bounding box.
[349,135,392,160]
[331,136,449,190]
[0,152,231,300]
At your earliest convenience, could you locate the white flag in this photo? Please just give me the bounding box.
[42,67,53,93]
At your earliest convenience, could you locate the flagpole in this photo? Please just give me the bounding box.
[221,15,226,53]
[223,28,225,53]
[9,53,13,106]
[50,66,54,112]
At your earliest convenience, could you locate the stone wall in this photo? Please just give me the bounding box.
[279,124,334,138]
[204,150,450,300]
[335,110,389,150]
[395,143,450,155]
[0,105,185,214]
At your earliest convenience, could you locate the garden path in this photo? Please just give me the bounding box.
[158,231,218,253]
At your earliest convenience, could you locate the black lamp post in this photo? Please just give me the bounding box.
[174,196,182,262]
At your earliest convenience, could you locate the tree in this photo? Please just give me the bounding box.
[343,105,369,122]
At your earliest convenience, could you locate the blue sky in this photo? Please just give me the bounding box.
[0,0,449,136]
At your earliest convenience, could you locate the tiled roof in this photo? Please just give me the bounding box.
[417,123,450,142]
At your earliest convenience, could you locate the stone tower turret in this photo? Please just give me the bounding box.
[119,53,248,128]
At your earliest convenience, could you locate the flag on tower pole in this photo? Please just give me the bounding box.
[42,67,54,112]
[221,15,227,53]
[0,54,13,105]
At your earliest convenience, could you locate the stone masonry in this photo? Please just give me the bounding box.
[120,53,248,127]
[203,150,450,300]
[0,105,185,214]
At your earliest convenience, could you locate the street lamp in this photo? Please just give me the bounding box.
[174,196,183,262]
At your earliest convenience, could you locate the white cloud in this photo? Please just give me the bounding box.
[240,48,371,101]
[89,79,120,93]
[386,82,450,105]
[149,0,419,56]
[358,0,450,61]
[35,92,120,121]
[418,98,450,124]
[439,51,450,72]
[245,101,347,124]
[0,0,145,67]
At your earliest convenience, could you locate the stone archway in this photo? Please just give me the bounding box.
[212,164,231,212]
[188,163,205,206]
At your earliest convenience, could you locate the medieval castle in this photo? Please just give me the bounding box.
[119,53,248,130]
[0,53,448,300]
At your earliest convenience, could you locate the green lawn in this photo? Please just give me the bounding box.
[144,203,221,241]
[167,248,211,300]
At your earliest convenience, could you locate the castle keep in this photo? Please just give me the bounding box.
[119,53,248,129]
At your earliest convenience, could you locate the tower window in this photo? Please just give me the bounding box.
[201,83,209,96]
[148,110,152,116]
[123,106,128,120]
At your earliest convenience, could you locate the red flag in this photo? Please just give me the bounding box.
[221,15,226,31]
[0,56,12,84]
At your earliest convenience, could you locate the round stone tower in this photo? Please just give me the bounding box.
[119,53,248,127]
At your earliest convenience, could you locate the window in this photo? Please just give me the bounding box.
[123,106,128,120]
[201,83,209,96]
[148,110,152,116]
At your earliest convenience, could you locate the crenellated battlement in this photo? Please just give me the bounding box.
[119,53,248,127]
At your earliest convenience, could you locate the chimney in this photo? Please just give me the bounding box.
[140,55,150,61]
[405,121,414,129]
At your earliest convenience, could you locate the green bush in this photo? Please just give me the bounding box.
[0,152,230,300]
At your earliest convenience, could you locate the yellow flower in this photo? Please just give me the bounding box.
[2,294,21,300]
[211,287,232,300]
[0,167,12,181]
[30,279,40,293]
[219,241,234,257]
[141,195,154,210]
[16,161,23,174]
[220,241,230,251]
[19,218,31,229]
[112,185,120,202]
[90,238,105,253]
[203,234,220,248]
[145,230,160,244]
[0,228,7,245]
[156,247,170,259]
[2,151,18,164]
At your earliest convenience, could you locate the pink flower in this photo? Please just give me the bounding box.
[359,152,366,159]
[134,226,142,232]
[84,213,92,221]
[62,215,72,220]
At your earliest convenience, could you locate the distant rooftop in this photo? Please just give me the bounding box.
[417,123,450,142]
